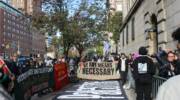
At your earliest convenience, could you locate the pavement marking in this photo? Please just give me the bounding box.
[56,81,127,100]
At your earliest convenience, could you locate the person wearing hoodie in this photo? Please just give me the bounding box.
[117,53,129,86]
[132,47,156,100]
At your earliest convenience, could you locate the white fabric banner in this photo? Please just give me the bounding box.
[77,62,120,80]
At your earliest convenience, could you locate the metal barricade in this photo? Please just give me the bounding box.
[152,75,167,98]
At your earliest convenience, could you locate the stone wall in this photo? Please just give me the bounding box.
[118,0,180,54]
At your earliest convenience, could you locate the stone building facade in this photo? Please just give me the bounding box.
[0,1,32,57]
[10,0,43,15]
[108,0,123,13]
[118,0,180,55]
[122,0,136,19]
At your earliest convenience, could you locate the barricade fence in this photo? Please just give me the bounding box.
[152,75,167,98]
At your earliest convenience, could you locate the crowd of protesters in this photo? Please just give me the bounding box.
[0,54,56,99]
[116,47,180,100]
[156,28,180,100]
[0,27,179,100]
[115,28,180,100]
[80,28,180,100]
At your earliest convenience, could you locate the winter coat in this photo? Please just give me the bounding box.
[132,55,156,84]
[159,61,180,78]
[117,58,129,73]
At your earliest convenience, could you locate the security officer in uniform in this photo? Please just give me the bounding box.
[132,47,156,100]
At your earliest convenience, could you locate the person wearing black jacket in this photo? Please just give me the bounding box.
[132,47,156,100]
[117,53,129,86]
[5,56,20,77]
[159,51,179,78]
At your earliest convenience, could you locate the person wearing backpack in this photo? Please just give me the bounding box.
[132,47,156,100]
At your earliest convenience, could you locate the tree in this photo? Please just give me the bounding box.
[108,12,123,44]
[32,0,72,56]
[69,0,106,57]
[32,0,106,58]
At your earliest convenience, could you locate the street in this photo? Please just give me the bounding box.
[31,80,136,100]
[1,0,180,100]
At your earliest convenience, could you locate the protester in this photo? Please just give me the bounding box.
[117,53,129,86]
[159,51,179,78]
[97,57,102,63]
[132,47,156,100]
[61,57,66,63]
[127,52,140,89]
[103,55,113,62]
[155,47,168,66]
[29,58,35,67]
[114,55,119,63]
[5,55,20,77]
[0,57,15,95]
[131,52,139,61]
[124,54,135,89]
[36,57,44,68]
[21,59,30,73]
[45,57,53,67]
[156,27,180,100]
[69,58,75,73]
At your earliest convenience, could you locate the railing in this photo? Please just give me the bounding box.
[152,75,167,98]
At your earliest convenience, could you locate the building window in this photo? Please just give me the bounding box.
[122,31,124,47]
[131,17,135,41]
[126,25,129,44]
[8,33,10,37]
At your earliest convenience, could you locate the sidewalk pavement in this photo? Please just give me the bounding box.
[125,89,136,100]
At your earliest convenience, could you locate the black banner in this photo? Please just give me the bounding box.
[14,67,54,100]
